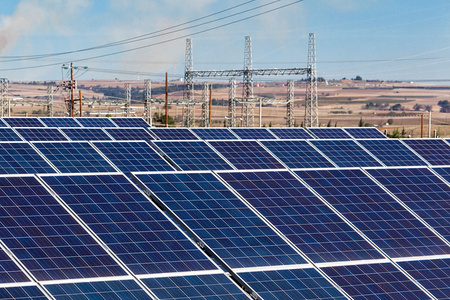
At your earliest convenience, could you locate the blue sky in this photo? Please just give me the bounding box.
[1,0,450,82]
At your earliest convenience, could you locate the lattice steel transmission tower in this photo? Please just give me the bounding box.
[144,80,152,126]
[124,83,131,117]
[305,33,318,127]
[228,78,237,127]
[47,85,54,117]
[200,82,210,127]
[241,36,255,127]
[0,78,8,117]
[183,38,195,127]
[286,80,294,127]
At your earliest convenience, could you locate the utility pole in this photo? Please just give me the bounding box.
[124,83,131,117]
[165,72,169,127]
[241,36,254,127]
[183,38,194,127]
[79,90,83,117]
[305,33,318,127]
[201,82,209,127]
[144,80,152,126]
[286,80,295,127]
[228,78,236,127]
[47,85,54,117]
[1,78,8,117]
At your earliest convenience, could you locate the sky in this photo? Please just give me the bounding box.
[1,0,450,82]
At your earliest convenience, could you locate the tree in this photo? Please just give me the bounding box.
[327,120,332,127]
[358,117,364,127]
[354,75,362,81]
[390,103,403,111]
[438,100,450,113]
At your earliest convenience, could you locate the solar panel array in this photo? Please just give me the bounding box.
[0,117,449,299]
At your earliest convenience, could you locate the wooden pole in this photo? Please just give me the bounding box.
[209,84,212,127]
[79,90,82,117]
[70,62,74,117]
[165,72,169,127]
[421,114,424,138]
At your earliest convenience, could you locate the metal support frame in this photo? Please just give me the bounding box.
[124,83,131,117]
[241,36,255,127]
[47,85,54,117]
[144,80,152,126]
[183,38,195,127]
[1,78,8,117]
[286,80,294,127]
[305,33,318,127]
[228,78,237,127]
[201,82,210,127]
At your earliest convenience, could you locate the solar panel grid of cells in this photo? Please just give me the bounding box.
[230,128,277,140]
[109,117,149,128]
[0,128,23,141]
[307,128,351,139]
[74,117,117,128]
[149,128,199,140]
[2,118,45,128]
[433,166,450,183]
[104,128,155,142]
[39,118,82,128]
[60,128,113,141]
[268,128,314,139]
[190,128,238,140]
[218,170,384,263]
[0,175,127,281]
[0,119,8,127]
[0,247,30,283]
[0,142,56,174]
[134,172,307,269]
[15,128,68,141]
[295,168,450,258]
[402,139,450,165]
[343,127,387,139]
[41,173,217,275]
[0,286,48,300]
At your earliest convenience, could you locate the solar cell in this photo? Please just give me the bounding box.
[322,262,430,300]
[0,175,126,281]
[230,128,277,139]
[310,139,383,167]
[218,170,383,263]
[237,268,346,300]
[60,127,112,141]
[357,139,427,166]
[2,117,45,127]
[0,247,30,283]
[208,140,285,170]
[0,142,56,174]
[109,117,149,128]
[92,141,174,173]
[343,127,387,139]
[433,166,450,182]
[41,173,217,274]
[74,117,117,127]
[142,273,249,299]
[0,286,47,300]
[32,141,117,173]
[295,169,450,258]
[402,139,450,165]
[307,128,351,139]
[260,140,335,169]
[134,172,307,269]
[104,127,155,142]
[268,127,314,139]
[0,128,22,141]
[190,128,238,140]
[367,167,450,241]
[39,117,81,128]
[0,119,8,127]
[153,140,234,171]
[149,128,199,140]
[15,128,68,141]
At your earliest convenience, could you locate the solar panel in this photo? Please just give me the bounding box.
[0,286,48,300]
[2,117,45,127]
[0,142,56,174]
[237,268,346,300]
[134,172,307,269]
[15,128,68,141]
[343,127,387,139]
[0,119,8,127]
[41,173,217,274]
[74,117,117,127]
[321,262,430,300]
[367,167,450,241]
[39,117,82,127]
[60,127,113,141]
[218,170,384,263]
[32,141,117,173]
[0,128,23,141]
[153,140,234,171]
[230,128,277,139]
[104,127,155,142]
[142,273,249,299]
[149,128,199,140]
[92,141,174,173]
[0,175,126,281]
[208,140,285,170]
[295,169,450,258]
[432,166,450,182]
[109,117,149,128]
[190,128,238,140]
[310,139,383,167]
[357,139,427,166]
[268,127,314,139]
[260,140,335,169]
[45,279,152,299]
[0,247,30,283]
[402,139,450,165]
[307,128,351,139]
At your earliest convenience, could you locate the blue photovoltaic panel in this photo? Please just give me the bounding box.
[104,128,155,142]
[0,248,30,283]
[209,140,285,170]
[367,167,450,241]
[142,273,249,299]
[268,128,314,139]
[0,175,126,281]
[0,119,8,127]
[60,128,112,141]
[218,171,383,263]
[190,128,238,140]
[46,280,152,300]
[260,140,335,169]
[15,128,68,141]
[2,118,45,128]
[433,166,450,182]
[92,141,174,173]
[295,169,450,258]
[154,140,233,171]
[344,127,387,139]
[39,117,81,128]
[109,117,149,128]
[149,128,199,140]
[322,262,429,300]
[0,142,56,174]
[0,128,22,141]
[0,286,47,300]
[33,141,117,173]
[237,268,346,300]
[307,128,351,139]
[310,139,383,167]
[135,172,307,269]
[230,128,277,139]
[42,174,216,274]
[398,259,450,299]
[358,139,427,166]
[74,117,117,127]
[402,139,450,165]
